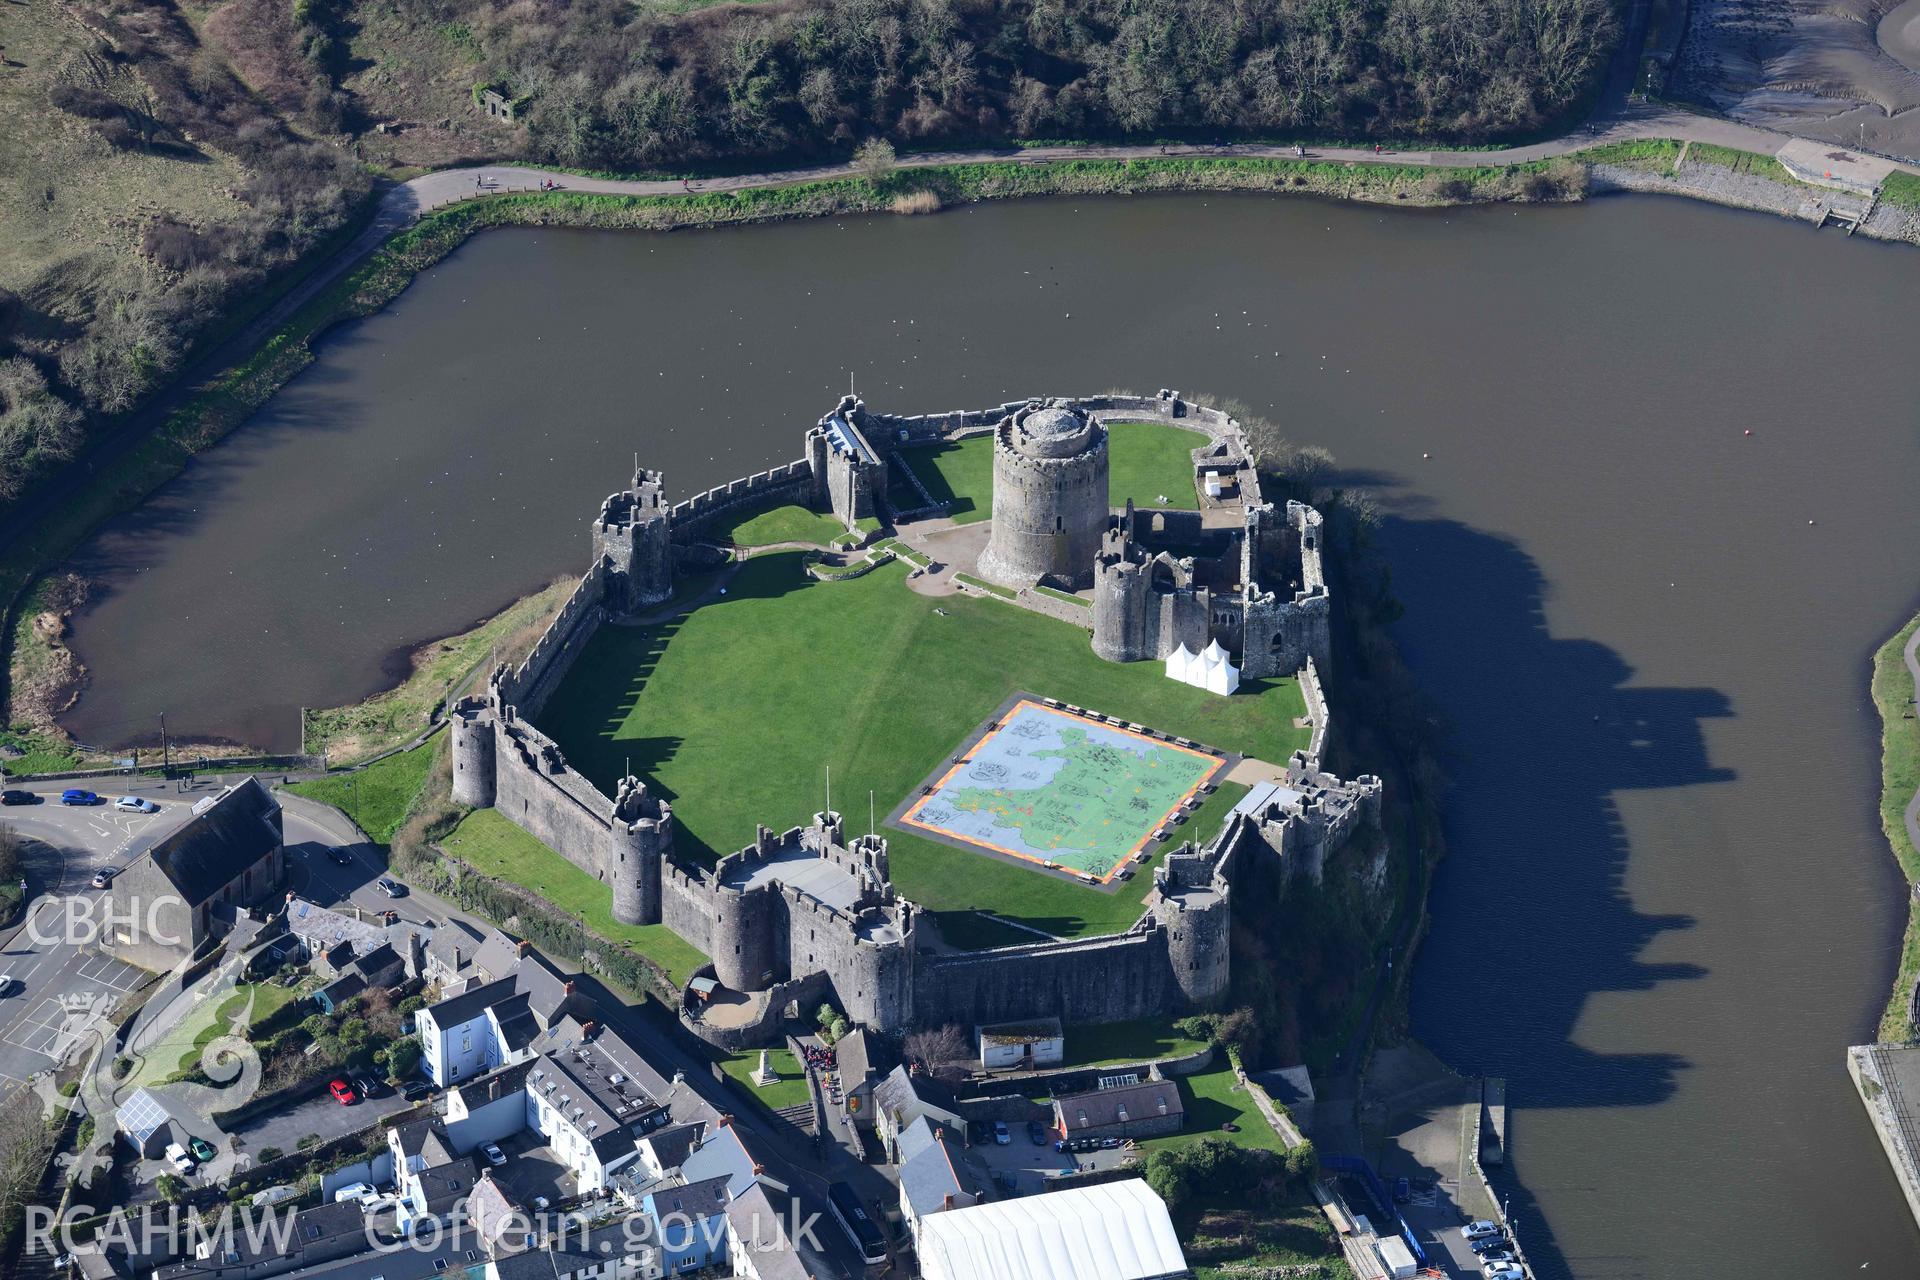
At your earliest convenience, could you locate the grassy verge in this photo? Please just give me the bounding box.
[1875,613,1920,1041]
[711,503,846,549]
[1034,585,1092,608]
[1581,139,1683,174]
[1882,172,1920,210]
[138,981,300,1085]
[538,552,1296,942]
[0,726,85,778]
[303,577,576,765]
[717,1047,810,1110]
[284,742,435,843]
[1058,1018,1209,1067]
[440,807,709,986]
[1686,142,1796,185]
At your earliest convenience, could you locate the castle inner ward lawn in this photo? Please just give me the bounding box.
[539,551,1308,944]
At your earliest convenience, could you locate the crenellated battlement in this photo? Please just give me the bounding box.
[444,388,1380,1048]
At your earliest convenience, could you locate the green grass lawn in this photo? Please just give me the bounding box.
[717,1047,811,1110]
[897,419,1205,524]
[285,742,434,843]
[1106,421,1207,511]
[442,808,709,987]
[538,552,1302,941]
[1185,1185,1352,1280]
[1137,1063,1287,1155]
[709,503,846,549]
[1059,1018,1210,1068]
[900,436,996,523]
[142,982,300,1084]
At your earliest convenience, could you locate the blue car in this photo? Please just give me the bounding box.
[60,789,102,806]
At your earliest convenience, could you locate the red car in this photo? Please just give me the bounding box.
[328,1078,357,1105]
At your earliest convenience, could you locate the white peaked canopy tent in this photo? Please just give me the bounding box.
[1197,639,1240,696]
[1164,643,1198,685]
[915,1178,1190,1280]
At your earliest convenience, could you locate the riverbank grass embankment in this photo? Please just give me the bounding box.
[1874,613,1920,1041]
[301,576,578,766]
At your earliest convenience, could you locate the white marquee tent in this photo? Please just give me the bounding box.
[1164,640,1239,696]
[914,1178,1191,1280]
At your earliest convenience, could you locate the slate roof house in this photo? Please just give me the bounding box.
[895,1116,988,1245]
[102,779,285,972]
[1052,1076,1185,1142]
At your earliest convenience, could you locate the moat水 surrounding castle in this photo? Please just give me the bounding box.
[449,390,1382,1050]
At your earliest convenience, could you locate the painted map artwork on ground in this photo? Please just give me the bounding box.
[901,699,1218,880]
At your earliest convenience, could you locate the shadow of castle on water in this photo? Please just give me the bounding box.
[1378,510,1732,1280]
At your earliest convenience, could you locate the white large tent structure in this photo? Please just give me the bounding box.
[914,1178,1191,1280]
[1164,639,1239,696]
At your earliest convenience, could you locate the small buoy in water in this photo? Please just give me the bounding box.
[1743,428,1752,436]
[1808,519,1816,525]
[1422,452,1431,459]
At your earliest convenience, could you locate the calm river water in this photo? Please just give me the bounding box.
[59,193,1920,1276]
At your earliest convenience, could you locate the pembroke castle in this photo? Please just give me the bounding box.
[450,390,1381,1049]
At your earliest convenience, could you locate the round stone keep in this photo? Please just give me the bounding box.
[979,399,1108,589]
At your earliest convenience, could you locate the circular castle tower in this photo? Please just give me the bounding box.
[977,400,1108,590]
[608,776,672,926]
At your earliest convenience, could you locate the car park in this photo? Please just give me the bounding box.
[112,796,158,813]
[328,1078,357,1105]
[164,1142,196,1174]
[187,1136,216,1162]
[60,789,101,806]
[481,1143,507,1167]
[1,790,39,806]
[992,1121,1010,1145]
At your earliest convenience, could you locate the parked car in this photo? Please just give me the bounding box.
[0,975,17,997]
[401,1080,434,1102]
[333,1182,379,1206]
[1470,1234,1511,1255]
[112,796,158,813]
[992,1121,1011,1145]
[1,789,40,806]
[60,789,101,806]
[1483,1265,1524,1280]
[532,1196,550,1212]
[1463,1221,1502,1242]
[163,1142,196,1174]
[90,869,115,889]
[250,1186,299,1208]
[1099,1136,1121,1150]
[376,877,407,898]
[1027,1120,1047,1145]
[187,1136,216,1163]
[328,1078,357,1105]
[481,1143,507,1168]
[353,1074,387,1098]
[1479,1249,1518,1267]
[968,1121,992,1146]
[327,848,353,867]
